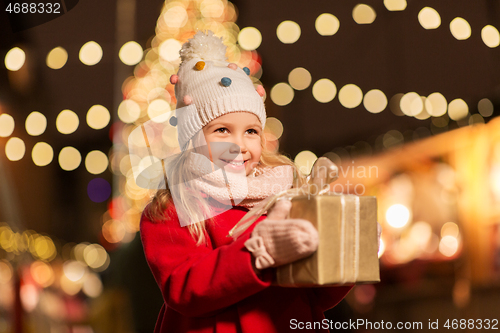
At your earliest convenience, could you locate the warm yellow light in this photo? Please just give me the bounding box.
[0,260,13,284]
[339,84,363,109]
[56,109,79,134]
[294,150,317,175]
[118,99,141,123]
[200,0,224,18]
[450,17,471,40]
[0,114,15,137]
[414,97,431,120]
[448,99,469,121]
[400,92,422,116]
[315,13,340,36]
[478,98,494,117]
[83,244,108,270]
[312,78,336,103]
[46,47,68,69]
[79,41,103,66]
[386,204,410,228]
[59,147,82,171]
[102,220,126,243]
[33,236,56,260]
[425,92,447,117]
[352,4,376,24]
[147,99,171,122]
[119,41,143,66]
[441,222,459,238]
[25,112,47,136]
[270,83,294,106]
[82,272,103,298]
[86,105,110,130]
[384,0,406,11]
[481,25,500,48]
[418,7,441,29]
[288,67,311,91]
[277,21,301,44]
[163,5,188,28]
[85,150,109,174]
[159,38,182,62]
[238,27,262,51]
[30,261,54,288]
[409,221,432,249]
[32,142,53,167]
[363,89,387,113]
[5,47,25,71]
[264,117,284,140]
[439,235,459,257]
[5,137,25,161]
[60,275,82,296]
[378,238,385,258]
[63,260,86,282]
[469,114,484,126]
[162,126,179,148]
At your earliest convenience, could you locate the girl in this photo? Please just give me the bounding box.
[140,30,352,333]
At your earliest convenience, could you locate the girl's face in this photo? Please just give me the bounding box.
[198,112,262,176]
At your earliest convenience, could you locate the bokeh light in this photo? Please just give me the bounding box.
[79,41,103,66]
[30,261,55,288]
[481,25,500,48]
[264,117,284,140]
[0,260,13,284]
[46,47,68,69]
[418,7,441,30]
[85,151,109,174]
[56,110,79,134]
[448,99,469,121]
[0,114,15,137]
[363,89,387,113]
[87,178,111,203]
[82,273,103,298]
[59,147,82,171]
[147,99,171,121]
[339,84,363,109]
[469,114,484,126]
[25,112,47,136]
[118,99,141,123]
[439,235,459,257]
[441,222,459,238]
[288,67,311,90]
[32,142,53,167]
[119,41,143,66]
[87,105,110,130]
[386,204,410,228]
[352,4,376,24]
[102,219,126,243]
[384,0,407,11]
[478,98,494,117]
[270,83,294,106]
[312,79,336,103]
[159,38,182,62]
[83,244,109,270]
[5,47,25,71]
[400,92,422,116]
[425,92,447,117]
[294,150,318,175]
[164,5,188,28]
[450,17,471,40]
[238,27,262,51]
[277,21,301,44]
[5,137,25,161]
[315,13,340,36]
[389,94,404,116]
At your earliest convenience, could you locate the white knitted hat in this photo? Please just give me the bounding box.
[170,30,267,150]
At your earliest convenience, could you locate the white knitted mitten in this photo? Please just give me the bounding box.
[244,200,319,270]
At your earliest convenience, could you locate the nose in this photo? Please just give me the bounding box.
[228,137,248,155]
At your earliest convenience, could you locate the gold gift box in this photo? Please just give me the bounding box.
[276,194,380,287]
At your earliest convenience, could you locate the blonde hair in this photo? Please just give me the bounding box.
[145,132,307,246]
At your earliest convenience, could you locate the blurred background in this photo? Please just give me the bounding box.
[1,0,500,332]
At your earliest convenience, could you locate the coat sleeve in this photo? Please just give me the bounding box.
[308,286,353,312]
[140,205,272,318]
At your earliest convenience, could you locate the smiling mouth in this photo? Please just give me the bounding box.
[220,159,248,166]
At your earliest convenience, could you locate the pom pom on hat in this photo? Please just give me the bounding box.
[179,30,227,62]
[170,74,178,84]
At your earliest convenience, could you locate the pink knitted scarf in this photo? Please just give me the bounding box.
[184,152,294,209]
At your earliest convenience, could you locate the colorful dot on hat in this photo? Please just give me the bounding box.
[195,61,205,70]
[169,116,177,127]
[221,77,232,87]
[228,63,238,70]
[183,95,192,105]
[170,74,178,84]
[243,67,250,75]
[256,85,265,97]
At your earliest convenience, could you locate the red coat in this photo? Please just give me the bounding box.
[140,199,352,333]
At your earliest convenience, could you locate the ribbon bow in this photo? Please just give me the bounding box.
[244,236,276,269]
[229,157,339,240]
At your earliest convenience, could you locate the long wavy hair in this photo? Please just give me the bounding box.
[144,131,307,246]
